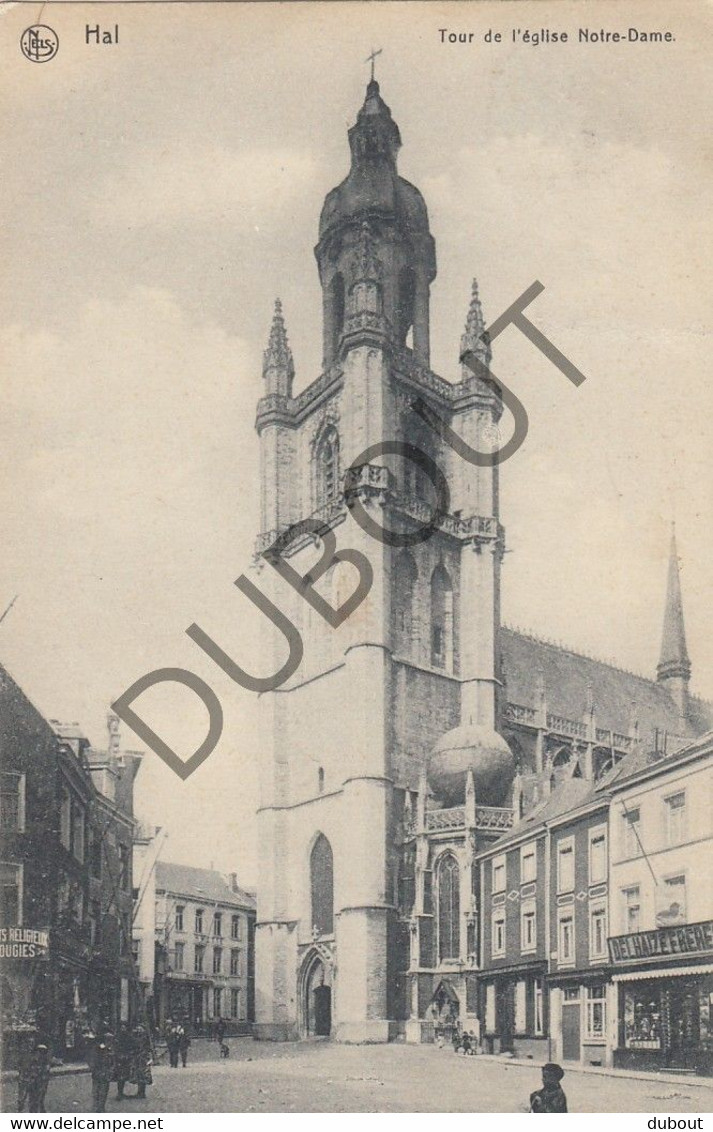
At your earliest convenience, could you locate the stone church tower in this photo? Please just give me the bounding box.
[253,79,515,1043]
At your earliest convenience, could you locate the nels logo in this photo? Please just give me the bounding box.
[20,25,59,62]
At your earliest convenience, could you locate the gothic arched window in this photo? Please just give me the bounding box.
[431,563,454,670]
[310,834,334,937]
[316,427,339,506]
[393,550,418,657]
[437,853,460,961]
[401,410,438,506]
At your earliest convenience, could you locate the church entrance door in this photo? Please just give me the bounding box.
[313,984,331,1036]
[301,951,333,1038]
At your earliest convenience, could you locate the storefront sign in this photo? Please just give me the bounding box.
[609,919,713,965]
[0,926,49,960]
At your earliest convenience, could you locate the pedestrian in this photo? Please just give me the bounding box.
[216,1017,226,1046]
[132,1025,153,1100]
[178,1021,191,1068]
[27,1043,50,1113]
[529,1062,568,1113]
[165,1019,179,1069]
[91,1034,114,1113]
[16,1030,36,1111]
[114,1022,134,1100]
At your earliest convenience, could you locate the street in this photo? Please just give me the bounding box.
[17,1040,713,1114]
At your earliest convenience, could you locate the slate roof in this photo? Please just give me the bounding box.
[155,862,256,911]
[500,627,691,740]
[480,777,598,854]
[596,728,713,792]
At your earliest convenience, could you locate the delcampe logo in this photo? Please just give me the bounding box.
[20,25,59,62]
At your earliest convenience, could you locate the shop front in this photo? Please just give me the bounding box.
[609,920,713,1076]
[548,970,614,1067]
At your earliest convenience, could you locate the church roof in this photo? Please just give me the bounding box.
[155,862,255,911]
[480,778,598,854]
[500,626,688,741]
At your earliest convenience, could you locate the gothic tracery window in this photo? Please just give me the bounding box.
[316,427,340,506]
[431,563,454,670]
[437,853,460,961]
[310,833,334,937]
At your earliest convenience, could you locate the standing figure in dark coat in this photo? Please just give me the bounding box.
[529,1063,568,1113]
[216,1017,226,1046]
[114,1023,134,1100]
[27,1043,50,1113]
[132,1025,153,1100]
[16,1030,36,1111]
[178,1021,191,1068]
[91,1035,114,1113]
[165,1020,179,1068]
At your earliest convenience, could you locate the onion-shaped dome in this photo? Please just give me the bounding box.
[427,724,515,807]
[317,80,434,272]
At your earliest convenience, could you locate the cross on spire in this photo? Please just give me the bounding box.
[364,47,382,83]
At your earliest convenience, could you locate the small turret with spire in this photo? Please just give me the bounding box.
[657,525,691,722]
[460,278,491,377]
[262,298,294,398]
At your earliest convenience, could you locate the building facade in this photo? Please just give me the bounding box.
[154,862,255,1034]
[606,734,713,1074]
[0,668,141,1064]
[252,77,712,1044]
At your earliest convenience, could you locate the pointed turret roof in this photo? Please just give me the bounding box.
[262,298,294,382]
[460,278,491,368]
[657,526,691,682]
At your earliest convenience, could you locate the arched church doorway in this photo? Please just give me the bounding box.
[301,951,333,1038]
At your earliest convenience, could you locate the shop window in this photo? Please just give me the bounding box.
[664,792,687,846]
[174,942,184,971]
[492,855,506,894]
[521,844,536,883]
[623,806,641,857]
[492,910,506,957]
[175,905,184,933]
[230,949,241,977]
[534,979,544,1035]
[622,886,641,933]
[485,983,495,1032]
[310,834,334,937]
[514,980,527,1034]
[589,827,607,884]
[585,985,606,1041]
[213,947,222,975]
[557,840,574,893]
[0,773,25,832]
[231,914,242,941]
[437,853,460,961]
[194,944,205,974]
[656,874,686,927]
[558,913,575,965]
[589,903,607,960]
[0,862,22,925]
[624,985,662,1049]
[213,912,223,938]
[231,987,241,1020]
[521,902,536,953]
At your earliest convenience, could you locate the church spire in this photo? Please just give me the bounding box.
[262,298,294,397]
[460,278,491,373]
[657,526,691,717]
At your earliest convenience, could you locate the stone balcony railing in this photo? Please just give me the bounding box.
[404,805,513,836]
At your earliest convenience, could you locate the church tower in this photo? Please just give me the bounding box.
[253,79,511,1043]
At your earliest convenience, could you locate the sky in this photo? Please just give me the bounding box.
[1,0,711,887]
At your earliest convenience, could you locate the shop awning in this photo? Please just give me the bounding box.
[613,964,713,982]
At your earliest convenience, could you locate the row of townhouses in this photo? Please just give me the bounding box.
[476,732,713,1075]
[0,663,255,1068]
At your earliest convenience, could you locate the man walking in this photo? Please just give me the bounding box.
[178,1019,191,1068]
[91,1035,114,1113]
